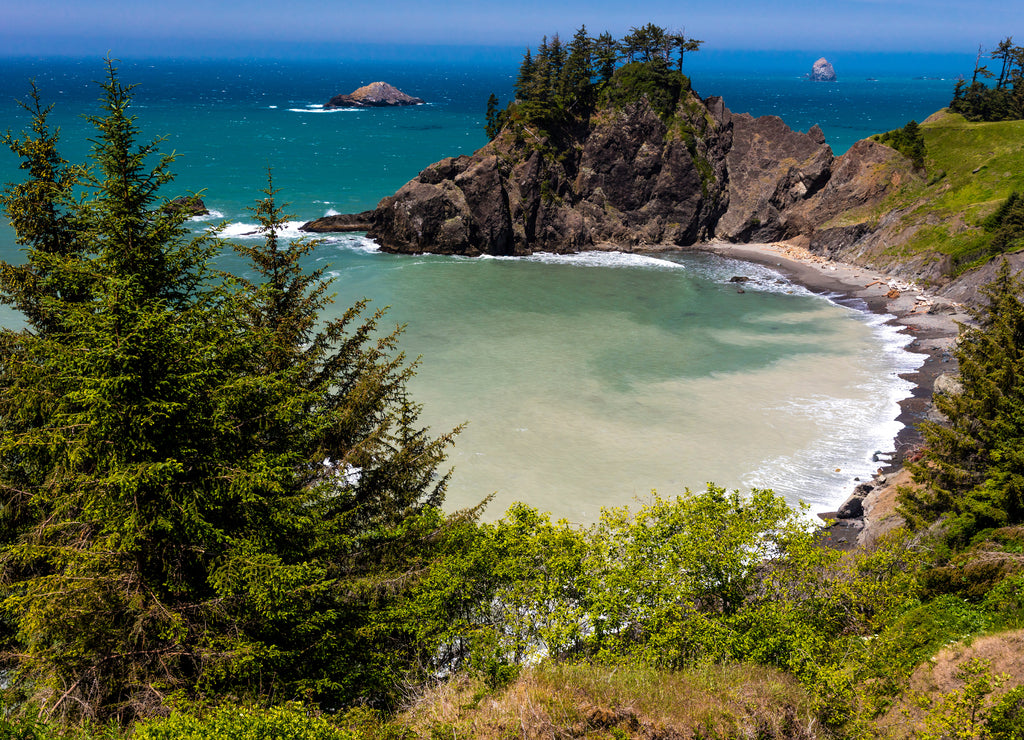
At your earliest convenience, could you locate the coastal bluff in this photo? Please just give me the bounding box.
[303,88,913,261]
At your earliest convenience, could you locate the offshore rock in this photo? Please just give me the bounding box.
[324,81,425,109]
[301,210,376,232]
[810,57,837,81]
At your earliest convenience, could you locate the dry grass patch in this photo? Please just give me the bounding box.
[873,629,1024,738]
[396,662,823,739]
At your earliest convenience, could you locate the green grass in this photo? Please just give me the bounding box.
[869,111,1024,271]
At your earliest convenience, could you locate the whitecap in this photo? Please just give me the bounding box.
[215,220,311,240]
[741,298,924,515]
[479,250,684,271]
[287,105,362,114]
[188,209,225,222]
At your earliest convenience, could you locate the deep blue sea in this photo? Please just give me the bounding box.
[0,51,969,522]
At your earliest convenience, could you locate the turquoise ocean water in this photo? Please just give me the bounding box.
[0,51,971,522]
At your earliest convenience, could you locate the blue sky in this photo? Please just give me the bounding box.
[1,0,1020,57]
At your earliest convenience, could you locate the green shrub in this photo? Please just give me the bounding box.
[873,120,926,169]
[133,704,356,740]
[599,61,689,119]
[988,686,1024,740]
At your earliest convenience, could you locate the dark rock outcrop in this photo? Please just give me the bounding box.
[324,82,424,109]
[165,195,208,217]
[810,58,837,81]
[369,93,735,256]
[301,210,376,233]
[305,89,921,263]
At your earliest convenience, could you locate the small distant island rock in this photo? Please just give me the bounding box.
[810,58,837,81]
[324,82,425,109]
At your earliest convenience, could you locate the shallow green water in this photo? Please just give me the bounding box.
[305,240,919,523]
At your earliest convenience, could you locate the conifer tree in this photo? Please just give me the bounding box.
[562,25,595,104]
[0,61,459,720]
[514,48,535,101]
[903,261,1024,544]
[593,32,620,84]
[0,83,88,332]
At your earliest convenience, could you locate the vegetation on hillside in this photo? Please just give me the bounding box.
[950,37,1024,121]
[484,24,702,139]
[871,119,926,169]
[826,109,1024,274]
[3,52,1024,740]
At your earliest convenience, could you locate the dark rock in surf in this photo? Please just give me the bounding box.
[301,210,376,233]
[165,195,208,217]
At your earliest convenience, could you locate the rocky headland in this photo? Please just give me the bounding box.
[324,81,425,109]
[304,88,911,260]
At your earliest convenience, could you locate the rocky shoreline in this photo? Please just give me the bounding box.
[700,239,969,549]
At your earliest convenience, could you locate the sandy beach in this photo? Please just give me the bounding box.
[699,240,971,548]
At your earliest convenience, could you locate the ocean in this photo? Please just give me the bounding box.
[0,50,970,522]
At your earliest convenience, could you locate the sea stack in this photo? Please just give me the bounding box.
[324,81,425,108]
[810,57,837,81]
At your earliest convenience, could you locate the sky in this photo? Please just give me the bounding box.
[0,0,1020,58]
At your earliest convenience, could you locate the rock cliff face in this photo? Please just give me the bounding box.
[362,92,733,256]
[324,82,424,109]
[303,89,918,262]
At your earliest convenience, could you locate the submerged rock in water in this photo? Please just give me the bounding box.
[324,81,425,109]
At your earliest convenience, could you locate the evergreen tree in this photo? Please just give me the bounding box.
[0,61,459,721]
[485,93,502,139]
[0,83,88,333]
[514,48,535,102]
[592,32,620,84]
[547,33,567,95]
[669,30,704,71]
[562,25,595,104]
[903,261,1024,545]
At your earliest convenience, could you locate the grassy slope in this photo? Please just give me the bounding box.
[858,111,1024,273]
[815,111,1024,280]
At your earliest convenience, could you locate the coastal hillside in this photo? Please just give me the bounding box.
[806,109,1024,296]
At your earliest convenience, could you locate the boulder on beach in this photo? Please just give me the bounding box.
[810,57,837,81]
[324,82,425,109]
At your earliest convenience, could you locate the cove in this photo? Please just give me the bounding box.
[306,235,921,524]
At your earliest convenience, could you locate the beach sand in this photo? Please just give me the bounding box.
[698,240,971,549]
